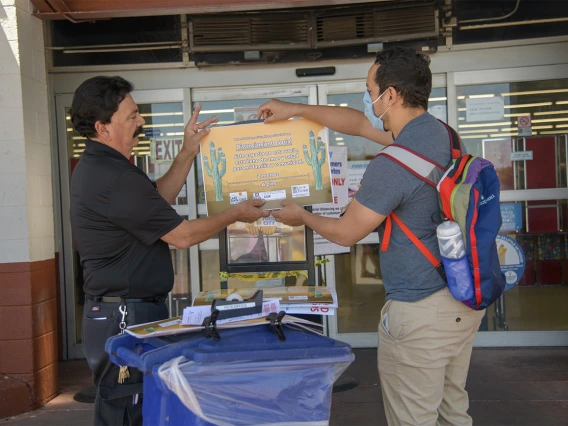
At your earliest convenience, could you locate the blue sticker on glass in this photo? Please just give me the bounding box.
[500,203,523,232]
[144,128,162,138]
[496,234,526,291]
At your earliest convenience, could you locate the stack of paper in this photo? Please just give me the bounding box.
[182,299,281,326]
[126,313,321,339]
[192,287,338,316]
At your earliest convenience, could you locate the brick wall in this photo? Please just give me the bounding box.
[0,258,58,417]
[0,1,57,418]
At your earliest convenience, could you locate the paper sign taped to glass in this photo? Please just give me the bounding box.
[200,119,333,215]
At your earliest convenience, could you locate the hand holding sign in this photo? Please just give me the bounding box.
[181,104,218,157]
[271,200,306,227]
[257,99,300,123]
[230,199,270,223]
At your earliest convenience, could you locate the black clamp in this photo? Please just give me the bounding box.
[266,311,287,342]
[202,309,221,341]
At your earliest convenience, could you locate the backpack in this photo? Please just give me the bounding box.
[377,121,506,311]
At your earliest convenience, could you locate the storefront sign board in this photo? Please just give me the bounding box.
[200,119,333,215]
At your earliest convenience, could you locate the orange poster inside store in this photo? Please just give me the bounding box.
[200,119,332,215]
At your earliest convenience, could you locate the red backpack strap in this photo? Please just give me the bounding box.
[438,120,462,160]
[381,215,393,252]
[381,212,446,281]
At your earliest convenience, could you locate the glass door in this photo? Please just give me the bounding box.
[55,88,192,359]
[452,65,568,347]
[319,76,449,348]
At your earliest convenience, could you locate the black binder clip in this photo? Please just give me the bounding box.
[202,309,221,341]
[266,311,287,342]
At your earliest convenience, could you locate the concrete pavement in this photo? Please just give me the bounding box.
[3,348,568,426]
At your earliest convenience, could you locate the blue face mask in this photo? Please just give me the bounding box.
[363,90,390,131]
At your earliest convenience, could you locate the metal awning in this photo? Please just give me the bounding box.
[30,0,388,21]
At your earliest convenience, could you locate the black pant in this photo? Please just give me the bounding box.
[82,298,168,426]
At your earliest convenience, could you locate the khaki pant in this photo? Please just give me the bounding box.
[378,288,485,426]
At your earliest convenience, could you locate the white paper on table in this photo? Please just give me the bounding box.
[181,305,211,325]
[181,299,281,325]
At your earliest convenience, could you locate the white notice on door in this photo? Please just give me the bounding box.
[466,97,505,122]
[510,151,533,161]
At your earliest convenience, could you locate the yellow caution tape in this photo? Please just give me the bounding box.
[219,270,307,282]
[315,258,330,267]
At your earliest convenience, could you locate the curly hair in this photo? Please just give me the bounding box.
[373,47,432,110]
[70,76,134,139]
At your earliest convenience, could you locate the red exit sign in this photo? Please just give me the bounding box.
[151,138,183,162]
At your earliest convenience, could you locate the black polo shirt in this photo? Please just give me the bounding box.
[70,139,184,298]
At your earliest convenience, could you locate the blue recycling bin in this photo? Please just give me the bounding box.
[106,324,354,425]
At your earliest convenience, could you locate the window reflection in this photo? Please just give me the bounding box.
[227,219,306,264]
[456,79,568,157]
[456,79,568,332]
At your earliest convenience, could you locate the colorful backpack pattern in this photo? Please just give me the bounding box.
[378,121,506,310]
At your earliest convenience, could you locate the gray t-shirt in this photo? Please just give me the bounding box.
[355,112,453,302]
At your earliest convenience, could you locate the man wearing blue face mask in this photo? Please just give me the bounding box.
[363,87,390,131]
[258,46,482,426]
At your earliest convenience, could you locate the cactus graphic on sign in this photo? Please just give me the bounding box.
[203,141,226,201]
[303,130,327,190]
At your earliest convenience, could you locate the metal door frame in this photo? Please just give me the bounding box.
[453,64,568,347]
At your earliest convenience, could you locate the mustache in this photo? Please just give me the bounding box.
[133,126,144,138]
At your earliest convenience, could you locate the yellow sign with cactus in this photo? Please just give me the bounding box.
[200,119,333,215]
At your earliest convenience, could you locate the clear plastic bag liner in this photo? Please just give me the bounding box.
[158,353,354,426]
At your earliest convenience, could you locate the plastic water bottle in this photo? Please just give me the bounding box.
[436,220,474,302]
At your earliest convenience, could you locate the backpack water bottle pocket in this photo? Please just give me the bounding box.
[441,256,474,302]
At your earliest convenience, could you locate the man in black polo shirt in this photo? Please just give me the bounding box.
[70,76,268,426]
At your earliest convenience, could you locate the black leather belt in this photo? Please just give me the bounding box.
[85,295,166,303]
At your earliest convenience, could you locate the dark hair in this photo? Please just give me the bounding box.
[374,47,432,110]
[70,76,134,139]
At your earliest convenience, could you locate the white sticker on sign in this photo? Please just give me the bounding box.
[510,151,533,161]
[260,216,277,226]
[253,190,286,201]
[216,302,256,311]
[291,184,310,198]
[229,191,248,205]
[158,319,182,328]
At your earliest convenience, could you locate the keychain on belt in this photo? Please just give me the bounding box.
[117,303,130,384]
